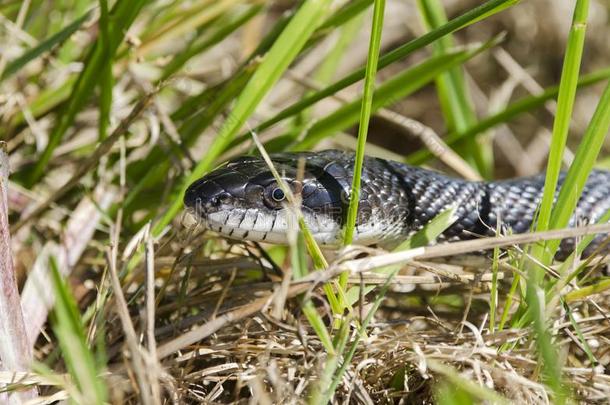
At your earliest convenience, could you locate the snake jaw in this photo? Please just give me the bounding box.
[183,167,343,244]
[183,151,404,245]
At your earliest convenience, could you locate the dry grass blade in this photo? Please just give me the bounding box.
[300,223,610,283]
[377,109,481,180]
[156,224,610,361]
[107,223,161,404]
[6,0,610,402]
[20,184,116,344]
[156,284,309,359]
[0,141,36,401]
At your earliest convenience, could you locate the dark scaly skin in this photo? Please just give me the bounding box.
[184,150,610,258]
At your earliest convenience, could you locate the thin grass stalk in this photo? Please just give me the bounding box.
[341,0,386,292]
[106,247,154,404]
[309,317,350,403]
[313,223,610,279]
[526,281,568,403]
[489,237,500,333]
[498,273,520,332]
[250,134,328,270]
[565,278,610,302]
[98,0,112,141]
[531,0,589,273]
[287,232,333,343]
[564,301,597,364]
[0,10,92,81]
[545,80,610,258]
[524,3,589,399]
[249,133,343,315]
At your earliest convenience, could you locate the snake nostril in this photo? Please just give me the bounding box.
[210,192,231,207]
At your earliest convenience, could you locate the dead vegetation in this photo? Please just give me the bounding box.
[1,0,610,403]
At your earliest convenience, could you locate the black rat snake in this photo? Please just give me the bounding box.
[184,149,610,258]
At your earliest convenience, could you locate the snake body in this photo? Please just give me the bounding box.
[184,149,610,257]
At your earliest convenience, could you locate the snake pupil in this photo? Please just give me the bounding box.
[272,188,285,202]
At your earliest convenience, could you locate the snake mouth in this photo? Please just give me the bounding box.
[191,207,287,243]
[184,175,235,215]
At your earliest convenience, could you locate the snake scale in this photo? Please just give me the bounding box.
[184,149,610,258]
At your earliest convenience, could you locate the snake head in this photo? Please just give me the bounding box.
[183,153,346,244]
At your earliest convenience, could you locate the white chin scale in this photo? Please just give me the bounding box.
[202,208,344,245]
[197,206,401,248]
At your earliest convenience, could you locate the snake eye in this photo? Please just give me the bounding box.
[271,188,285,202]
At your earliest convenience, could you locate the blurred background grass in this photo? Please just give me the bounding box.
[2,0,610,403]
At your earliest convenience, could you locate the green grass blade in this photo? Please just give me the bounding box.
[0,10,92,81]
[291,232,334,354]
[293,39,499,150]
[321,268,398,404]
[545,80,610,257]
[430,360,510,404]
[434,380,476,405]
[564,300,597,365]
[250,134,343,315]
[520,5,589,393]
[396,206,458,251]
[152,0,334,238]
[564,278,610,303]
[525,281,569,403]
[314,0,372,35]
[5,76,77,134]
[49,256,108,403]
[343,0,386,246]
[532,0,589,269]
[498,273,520,332]
[159,5,263,81]
[250,0,519,134]
[309,317,350,403]
[98,0,112,141]
[293,9,365,131]
[27,0,148,185]
[406,67,610,165]
[417,0,488,177]
[554,207,610,286]
[489,227,501,333]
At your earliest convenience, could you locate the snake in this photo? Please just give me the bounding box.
[184,149,610,258]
